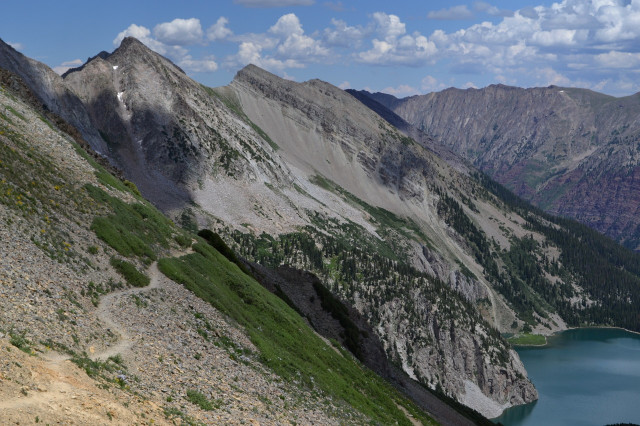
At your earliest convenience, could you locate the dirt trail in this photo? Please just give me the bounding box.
[0,259,182,424]
[0,335,167,424]
[90,261,163,361]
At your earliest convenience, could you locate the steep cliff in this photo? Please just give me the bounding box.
[0,38,108,155]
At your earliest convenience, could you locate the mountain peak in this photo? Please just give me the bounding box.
[108,36,186,75]
[112,36,154,58]
[119,36,147,50]
[233,64,283,86]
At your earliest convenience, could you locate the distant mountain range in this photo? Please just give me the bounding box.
[352,86,640,251]
[3,35,640,422]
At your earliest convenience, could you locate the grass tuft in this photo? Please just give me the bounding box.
[110,257,150,287]
[508,333,547,346]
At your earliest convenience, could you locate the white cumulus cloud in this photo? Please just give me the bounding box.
[323,19,367,47]
[110,1,640,96]
[269,13,304,36]
[225,41,305,72]
[531,29,580,46]
[420,0,640,94]
[268,14,329,60]
[373,12,406,41]
[207,17,233,41]
[154,18,204,45]
[53,59,83,75]
[358,13,436,66]
[179,55,218,73]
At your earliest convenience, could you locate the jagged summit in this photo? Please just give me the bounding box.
[235,63,267,77]
[111,36,155,60]
[62,37,186,81]
[110,36,187,74]
[119,35,146,49]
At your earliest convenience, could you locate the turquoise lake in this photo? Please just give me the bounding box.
[493,328,640,426]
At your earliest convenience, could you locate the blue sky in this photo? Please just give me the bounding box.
[3,0,640,97]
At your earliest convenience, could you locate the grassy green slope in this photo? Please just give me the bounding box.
[80,144,436,424]
[85,170,436,423]
[159,241,436,425]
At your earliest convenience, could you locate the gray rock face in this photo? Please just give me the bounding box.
[228,64,538,417]
[365,85,640,249]
[63,38,289,211]
[0,38,108,155]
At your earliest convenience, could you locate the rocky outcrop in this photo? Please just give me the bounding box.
[0,38,108,155]
[362,86,640,250]
[228,64,538,416]
[371,286,535,419]
[62,37,292,211]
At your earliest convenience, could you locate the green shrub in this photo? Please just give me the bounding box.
[123,180,141,197]
[110,257,150,287]
[71,352,124,378]
[9,330,32,354]
[186,390,221,411]
[174,233,192,248]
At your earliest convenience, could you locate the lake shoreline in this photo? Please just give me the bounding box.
[511,326,640,347]
[494,327,640,425]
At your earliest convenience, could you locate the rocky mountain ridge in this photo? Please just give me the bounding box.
[357,85,640,250]
[2,36,540,418]
[5,36,640,420]
[224,63,540,416]
[0,37,108,155]
[0,65,439,424]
